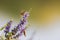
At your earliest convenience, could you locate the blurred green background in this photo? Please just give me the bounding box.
[0,0,60,25]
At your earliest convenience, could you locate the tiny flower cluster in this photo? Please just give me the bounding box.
[11,11,29,39]
[0,10,30,40]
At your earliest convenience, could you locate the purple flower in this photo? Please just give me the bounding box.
[11,19,26,36]
[4,20,12,38]
[11,11,29,39]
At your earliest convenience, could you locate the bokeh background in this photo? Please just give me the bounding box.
[0,0,60,40]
